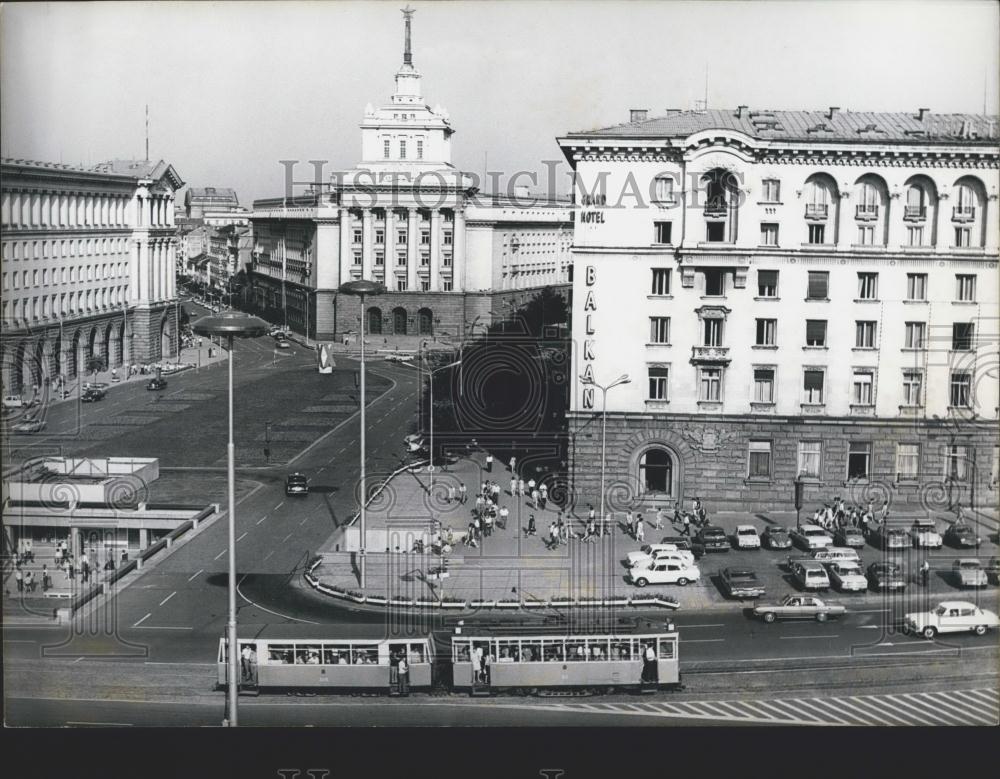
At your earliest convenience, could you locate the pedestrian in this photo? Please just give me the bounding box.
[635,515,645,543]
[67,560,75,580]
[24,570,35,593]
[485,454,493,473]
[625,510,634,537]
[509,456,516,474]
[41,565,51,592]
[475,495,485,516]
[459,482,467,504]
[398,654,409,695]
[483,511,494,538]
[560,518,570,545]
[642,642,656,683]
[548,521,559,550]
[527,477,536,496]
[539,483,548,510]
[447,485,456,504]
[526,514,536,536]
[510,477,517,497]
[121,548,128,564]
[654,505,664,531]
[491,482,501,505]
[880,501,890,523]
[531,489,540,510]
[241,645,252,681]
[15,567,24,593]
[920,559,930,587]
[466,522,478,548]
[681,513,691,537]
[518,479,525,497]
[498,506,509,530]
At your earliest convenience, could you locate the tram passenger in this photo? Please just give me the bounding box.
[641,643,656,683]
[398,655,409,694]
[498,648,513,662]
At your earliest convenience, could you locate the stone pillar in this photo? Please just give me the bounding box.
[407,208,418,291]
[385,208,397,289]
[886,195,905,250]
[430,209,441,291]
[453,208,466,291]
[362,209,374,280]
[836,191,851,248]
[934,192,951,249]
[339,207,352,283]
[71,527,81,558]
[139,528,149,550]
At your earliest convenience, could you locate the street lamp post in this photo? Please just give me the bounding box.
[192,311,268,728]
[579,373,630,528]
[339,280,385,589]
[794,474,805,532]
[426,357,463,499]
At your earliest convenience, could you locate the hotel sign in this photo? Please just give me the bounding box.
[580,264,597,409]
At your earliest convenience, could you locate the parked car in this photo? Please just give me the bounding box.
[732,525,761,550]
[12,416,46,433]
[986,557,1000,584]
[910,519,943,549]
[82,387,107,402]
[944,523,981,549]
[903,601,1000,639]
[384,354,414,363]
[952,559,988,588]
[833,526,866,549]
[3,395,27,409]
[626,544,695,568]
[793,546,861,566]
[659,535,694,553]
[874,525,911,552]
[828,562,868,593]
[146,378,167,391]
[626,559,701,587]
[867,561,906,591]
[790,524,833,550]
[762,525,792,550]
[720,567,765,599]
[276,339,291,349]
[754,594,846,623]
[791,560,831,591]
[285,473,309,496]
[694,525,729,552]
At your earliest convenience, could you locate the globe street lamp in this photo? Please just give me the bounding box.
[425,357,463,500]
[578,373,630,530]
[339,280,385,589]
[192,311,267,727]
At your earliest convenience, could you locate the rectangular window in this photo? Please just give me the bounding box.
[956,274,976,302]
[352,228,363,244]
[954,227,971,248]
[651,268,672,295]
[761,178,781,203]
[907,226,924,247]
[384,139,391,159]
[798,441,821,478]
[352,250,362,266]
[420,253,429,267]
[945,445,969,481]
[375,251,385,267]
[755,318,776,346]
[808,223,826,244]
[852,370,874,405]
[397,252,407,267]
[904,322,926,350]
[703,318,722,346]
[375,229,385,245]
[397,230,407,246]
[396,277,407,291]
[803,370,824,404]
[857,225,875,245]
[654,176,675,203]
[399,140,407,159]
[442,253,452,268]
[753,368,775,403]
[950,371,972,407]
[649,317,670,344]
[857,272,878,300]
[443,231,453,246]
[654,221,672,244]
[760,223,778,246]
[417,139,424,160]
[855,321,877,348]
[704,270,724,296]
[648,367,669,400]
[706,222,726,242]
[896,443,920,481]
[847,442,872,480]
[805,320,827,347]
[757,270,778,297]
[952,322,974,351]
[420,231,430,245]
[748,440,772,479]
[699,368,721,401]
[442,279,453,291]
[906,273,927,301]
[807,271,828,299]
[902,371,923,406]
[420,279,430,291]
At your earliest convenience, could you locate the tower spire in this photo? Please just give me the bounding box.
[402,5,415,65]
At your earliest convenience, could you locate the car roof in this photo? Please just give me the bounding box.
[736,525,757,531]
[796,560,826,570]
[800,523,825,531]
[937,600,979,610]
[725,568,756,576]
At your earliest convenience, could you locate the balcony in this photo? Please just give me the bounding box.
[703,203,728,218]
[690,345,731,365]
[952,206,975,222]
[855,204,879,221]
[903,206,926,221]
[804,204,828,220]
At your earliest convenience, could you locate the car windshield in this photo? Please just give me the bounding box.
[704,528,724,536]
[838,566,861,575]
[843,528,860,535]
[639,546,653,554]
[738,529,756,535]
[959,562,980,570]
[805,528,826,536]
[730,571,756,581]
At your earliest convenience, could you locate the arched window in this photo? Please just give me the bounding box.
[417,307,433,335]
[638,448,674,495]
[392,307,408,335]
[367,306,383,335]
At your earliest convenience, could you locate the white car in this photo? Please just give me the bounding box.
[3,395,25,409]
[953,559,988,588]
[790,524,833,550]
[904,601,1000,639]
[384,354,414,363]
[733,525,761,549]
[627,559,701,587]
[626,544,695,568]
[910,519,943,549]
[828,562,868,592]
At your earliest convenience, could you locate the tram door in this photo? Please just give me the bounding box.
[471,641,491,696]
[388,643,407,696]
[640,641,659,689]
[239,642,259,689]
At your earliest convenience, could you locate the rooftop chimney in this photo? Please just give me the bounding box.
[630,109,649,123]
[736,105,749,118]
[828,106,840,120]
[918,107,930,121]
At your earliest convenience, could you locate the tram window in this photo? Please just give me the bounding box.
[565,640,586,661]
[453,641,471,662]
[352,645,379,665]
[521,641,541,662]
[588,639,610,661]
[658,639,675,660]
[295,644,322,664]
[323,644,351,664]
[408,643,426,664]
[611,640,633,661]
[270,644,295,664]
[497,639,519,662]
[542,641,564,662]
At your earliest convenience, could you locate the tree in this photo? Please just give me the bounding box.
[86,356,106,377]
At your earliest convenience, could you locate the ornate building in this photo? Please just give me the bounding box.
[558,107,999,512]
[1,157,184,393]
[247,8,572,339]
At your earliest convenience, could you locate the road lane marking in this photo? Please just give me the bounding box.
[299,518,308,525]
[214,549,227,560]
[949,691,999,719]
[158,592,176,607]
[677,623,725,628]
[779,634,839,640]
[67,721,133,727]
[237,531,248,543]
[281,533,292,542]
[680,638,725,643]
[275,501,285,510]
[263,550,274,561]
[235,575,317,624]
[919,691,995,725]
[882,694,952,726]
[132,613,151,627]
[187,569,203,582]
[132,625,193,631]
[73,657,85,664]
[256,516,267,525]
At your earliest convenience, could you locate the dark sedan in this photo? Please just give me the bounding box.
[944,523,981,549]
[762,525,792,550]
[720,567,765,599]
[285,473,309,496]
[834,526,866,549]
[867,562,906,591]
[146,378,168,391]
[694,526,730,552]
[82,387,107,402]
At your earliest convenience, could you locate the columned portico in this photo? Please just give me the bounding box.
[406,208,419,290]
[429,209,441,291]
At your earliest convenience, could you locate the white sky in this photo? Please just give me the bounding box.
[2,0,997,203]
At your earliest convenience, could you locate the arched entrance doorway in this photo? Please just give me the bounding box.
[367,307,383,335]
[69,331,82,379]
[106,321,121,367]
[417,308,433,336]
[638,447,677,497]
[86,327,99,368]
[392,307,408,335]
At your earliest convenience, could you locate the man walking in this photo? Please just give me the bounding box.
[510,477,517,497]
[525,514,536,536]
[509,456,516,474]
[485,453,493,473]
[681,512,692,537]
[518,478,525,498]
[654,505,664,531]
[491,482,501,505]
[498,505,509,530]
[548,521,559,550]
[635,514,645,543]
[15,567,23,593]
[459,482,467,505]
[539,483,548,510]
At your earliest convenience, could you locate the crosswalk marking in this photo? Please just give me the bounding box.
[542,688,998,726]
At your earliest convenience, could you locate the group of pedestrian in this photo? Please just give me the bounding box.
[811,496,889,534]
